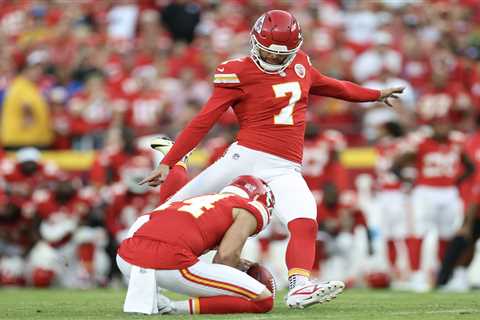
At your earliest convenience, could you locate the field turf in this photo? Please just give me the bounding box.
[1,288,479,320]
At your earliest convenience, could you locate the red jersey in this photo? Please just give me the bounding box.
[404,130,465,187]
[375,137,403,191]
[118,193,268,269]
[416,84,470,126]
[124,90,166,136]
[161,51,380,166]
[1,160,60,198]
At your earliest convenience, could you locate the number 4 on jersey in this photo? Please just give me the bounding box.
[273,81,301,125]
[179,194,230,218]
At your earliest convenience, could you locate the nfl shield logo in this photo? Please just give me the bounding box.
[295,64,305,78]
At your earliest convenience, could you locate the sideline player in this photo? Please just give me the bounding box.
[374,121,408,277]
[393,118,474,291]
[436,114,480,291]
[118,175,337,314]
[141,10,403,307]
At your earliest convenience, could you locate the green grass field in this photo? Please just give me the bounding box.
[1,288,479,320]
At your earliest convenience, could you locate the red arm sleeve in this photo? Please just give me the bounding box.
[161,86,243,167]
[310,67,380,102]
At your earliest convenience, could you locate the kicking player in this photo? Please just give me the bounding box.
[140,10,402,308]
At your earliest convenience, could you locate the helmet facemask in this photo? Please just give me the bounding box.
[250,34,302,74]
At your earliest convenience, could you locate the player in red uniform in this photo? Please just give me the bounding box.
[27,177,110,288]
[117,176,285,314]
[393,118,474,291]
[1,147,60,199]
[436,114,480,291]
[140,10,403,307]
[374,121,408,277]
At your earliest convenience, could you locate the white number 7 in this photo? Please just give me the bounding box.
[273,82,301,125]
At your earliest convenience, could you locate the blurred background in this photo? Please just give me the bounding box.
[1,0,480,291]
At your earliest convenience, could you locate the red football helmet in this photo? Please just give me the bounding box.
[250,10,303,74]
[221,175,275,218]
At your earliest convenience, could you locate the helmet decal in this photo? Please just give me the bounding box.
[254,15,265,34]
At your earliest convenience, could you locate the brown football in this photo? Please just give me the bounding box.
[247,263,276,298]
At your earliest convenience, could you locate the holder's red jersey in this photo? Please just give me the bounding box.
[161,51,380,166]
[118,193,268,269]
[403,130,465,187]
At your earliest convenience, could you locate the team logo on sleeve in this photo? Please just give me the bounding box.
[294,64,305,78]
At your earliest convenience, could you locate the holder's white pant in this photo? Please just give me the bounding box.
[117,255,266,299]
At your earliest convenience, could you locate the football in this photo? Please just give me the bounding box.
[247,263,276,298]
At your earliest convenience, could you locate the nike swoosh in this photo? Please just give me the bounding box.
[217,67,224,72]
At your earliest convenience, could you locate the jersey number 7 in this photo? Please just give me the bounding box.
[273,81,301,125]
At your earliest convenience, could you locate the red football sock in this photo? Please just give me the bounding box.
[438,238,449,261]
[159,163,188,203]
[387,239,397,268]
[187,296,273,314]
[406,237,423,271]
[286,218,317,276]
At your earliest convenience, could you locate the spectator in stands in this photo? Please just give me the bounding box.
[0,50,53,150]
[352,31,402,83]
[161,0,201,43]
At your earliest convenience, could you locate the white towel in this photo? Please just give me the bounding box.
[123,266,158,314]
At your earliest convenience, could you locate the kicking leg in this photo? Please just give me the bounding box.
[267,173,344,308]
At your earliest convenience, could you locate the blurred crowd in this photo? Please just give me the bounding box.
[1,0,480,290]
